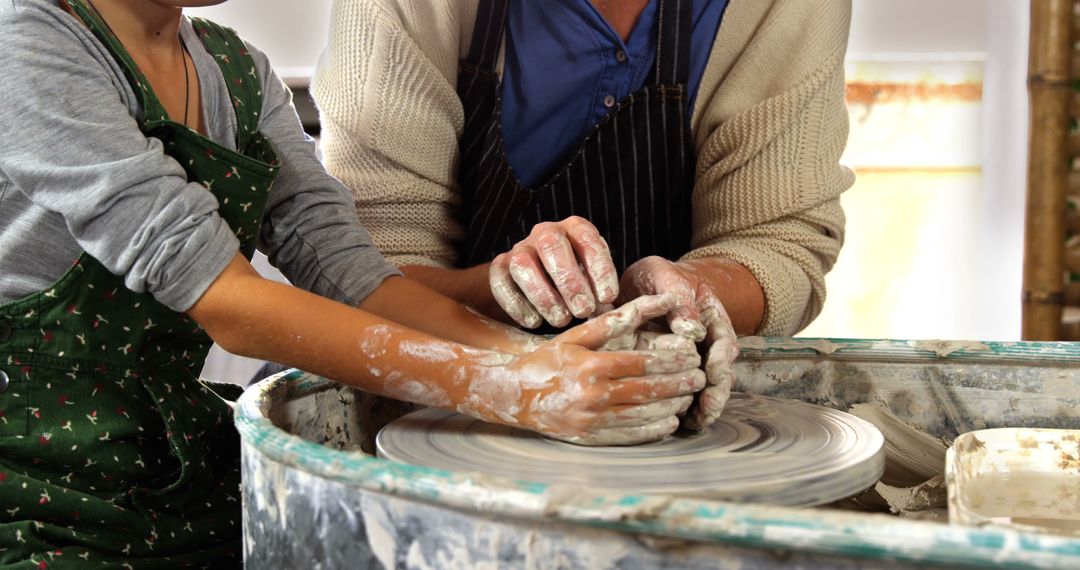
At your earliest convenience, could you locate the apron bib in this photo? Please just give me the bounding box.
[0,3,279,568]
[456,0,696,274]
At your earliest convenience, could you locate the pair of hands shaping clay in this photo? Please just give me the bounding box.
[487,216,739,445]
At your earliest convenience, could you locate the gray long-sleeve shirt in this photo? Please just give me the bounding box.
[0,0,399,312]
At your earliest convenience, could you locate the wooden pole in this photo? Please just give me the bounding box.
[1023,0,1074,340]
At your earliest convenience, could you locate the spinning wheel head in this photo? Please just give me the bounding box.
[377,394,885,507]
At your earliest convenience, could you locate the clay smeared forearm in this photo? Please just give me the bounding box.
[190,255,700,444]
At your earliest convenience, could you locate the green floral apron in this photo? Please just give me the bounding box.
[0,4,279,568]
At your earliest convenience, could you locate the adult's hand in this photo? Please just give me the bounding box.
[619,256,740,430]
[489,216,619,328]
[457,294,704,445]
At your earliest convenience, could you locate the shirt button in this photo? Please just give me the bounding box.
[603,94,616,108]
[0,370,9,394]
[615,50,627,63]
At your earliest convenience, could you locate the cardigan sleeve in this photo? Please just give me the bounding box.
[685,0,854,336]
[312,0,478,269]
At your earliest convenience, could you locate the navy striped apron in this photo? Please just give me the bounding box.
[456,0,696,274]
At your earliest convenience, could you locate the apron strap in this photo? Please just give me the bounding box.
[464,0,509,72]
[64,1,266,153]
[65,0,171,122]
[188,18,265,153]
[653,0,693,86]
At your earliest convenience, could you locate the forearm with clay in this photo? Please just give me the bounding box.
[188,254,701,444]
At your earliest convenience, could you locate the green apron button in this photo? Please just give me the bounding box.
[0,320,10,343]
[0,371,9,394]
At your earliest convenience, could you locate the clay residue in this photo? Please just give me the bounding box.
[913,340,989,358]
[843,476,948,520]
[876,475,948,517]
[542,486,674,523]
[397,339,459,363]
[955,434,985,455]
[849,402,949,487]
[382,373,452,408]
[737,336,768,351]
[738,336,847,355]
[1043,371,1080,400]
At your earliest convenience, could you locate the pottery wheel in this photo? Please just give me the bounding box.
[377,394,885,507]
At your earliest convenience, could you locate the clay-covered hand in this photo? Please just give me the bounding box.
[619,256,739,430]
[457,294,705,445]
[489,216,618,328]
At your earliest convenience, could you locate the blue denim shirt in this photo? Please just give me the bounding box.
[502,0,728,187]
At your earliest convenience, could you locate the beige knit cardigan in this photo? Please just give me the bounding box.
[312,0,854,336]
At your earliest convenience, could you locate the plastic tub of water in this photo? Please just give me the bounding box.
[947,428,1080,536]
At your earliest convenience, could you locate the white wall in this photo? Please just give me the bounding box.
[187,0,332,85]
[856,0,1028,341]
[970,1,1030,339]
[193,0,997,81]
[849,0,988,56]
[802,0,1029,341]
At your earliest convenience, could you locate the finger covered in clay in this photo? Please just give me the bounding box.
[489,257,543,329]
[702,305,739,366]
[534,230,597,318]
[607,396,694,427]
[551,416,680,446]
[676,301,739,431]
[682,384,733,431]
[508,249,573,327]
[554,293,677,348]
[605,369,706,404]
[634,331,698,354]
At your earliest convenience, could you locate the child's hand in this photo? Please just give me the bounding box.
[456,294,704,446]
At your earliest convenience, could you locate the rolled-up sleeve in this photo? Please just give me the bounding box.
[0,9,239,312]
